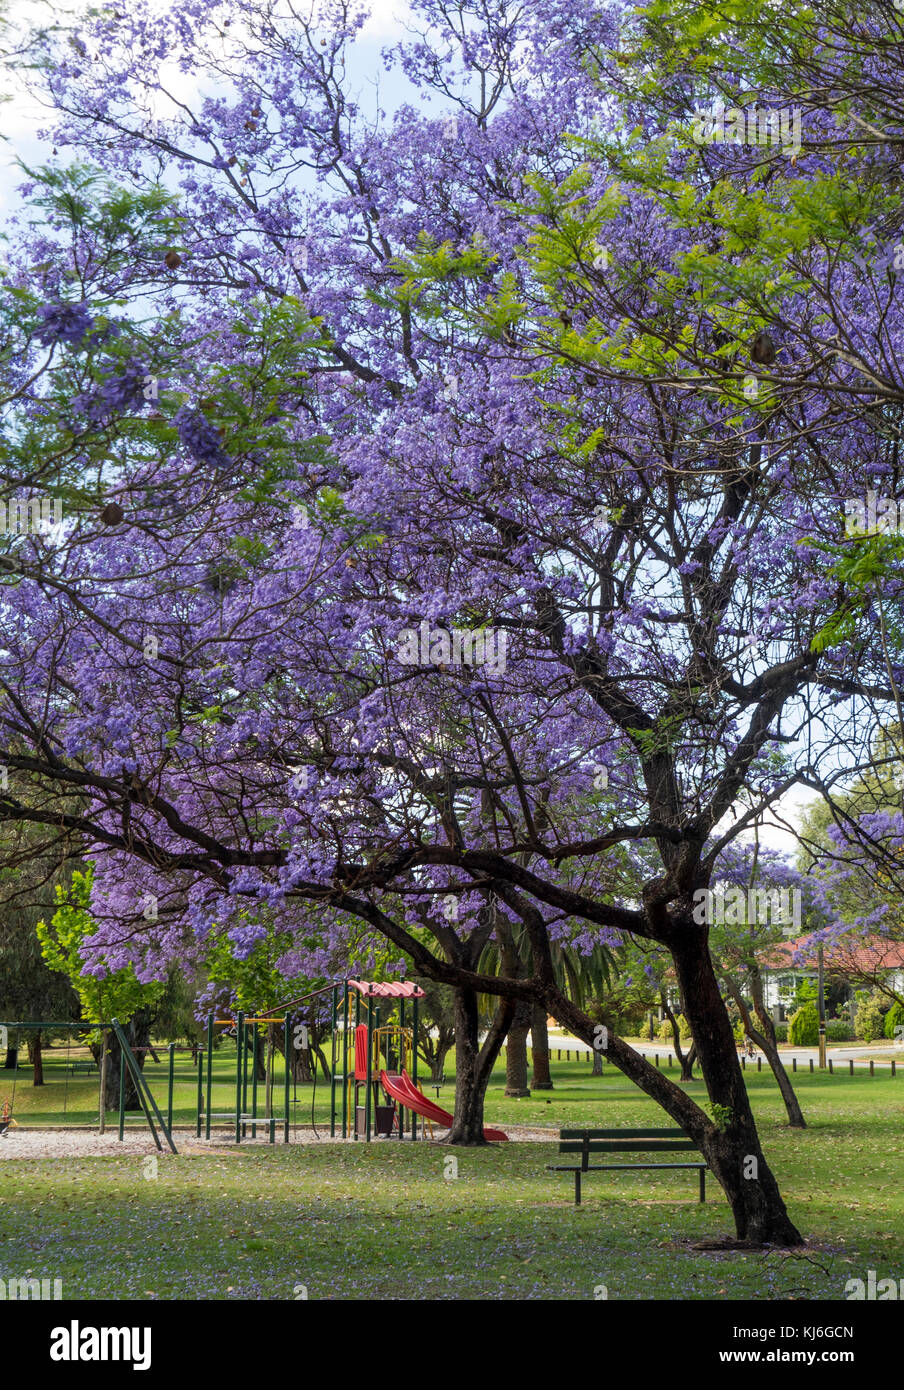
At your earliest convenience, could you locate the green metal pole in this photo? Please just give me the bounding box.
[398,999,405,1140]
[118,1036,125,1141]
[341,984,348,1139]
[235,1010,244,1144]
[412,995,419,1140]
[330,985,338,1138]
[205,1015,213,1140]
[251,1025,258,1139]
[365,994,373,1144]
[242,1022,250,1138]
[167,1043,175,1136]
[283,1013,290,1143]
[354,981,361,1141]
[196,1047,203,1138]
[374,1005,382,1136]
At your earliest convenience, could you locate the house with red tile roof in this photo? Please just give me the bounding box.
[759,935,904,1016]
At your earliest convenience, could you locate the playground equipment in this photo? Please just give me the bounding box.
[263,978,508,1144]
[0,1018,177,1152]
[112,1019,178,1154]
[1,979,510,1147]
[195,1012,291,1144]
[201,978,506,1143]
[330,979,425,1142]
[1,1022,78,1129]
[379,1069,508,1142]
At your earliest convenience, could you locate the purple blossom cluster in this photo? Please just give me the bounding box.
[98,359,149,413]
[173,405,230,469]
[34,299,94,346]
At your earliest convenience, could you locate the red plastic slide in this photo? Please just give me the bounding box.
[379,1069,508,1141]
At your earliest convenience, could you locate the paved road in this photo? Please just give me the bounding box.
[546,1035,904,1068]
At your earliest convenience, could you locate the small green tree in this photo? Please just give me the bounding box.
[204,924,329,1081]
[884,1001,904,1040]
[36,868,165,1109]
[854,991,886,1044]
[658,1013,691,1041]
[788,1003,819,1048]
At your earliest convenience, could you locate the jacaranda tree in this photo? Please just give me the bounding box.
[3,0,904,1243]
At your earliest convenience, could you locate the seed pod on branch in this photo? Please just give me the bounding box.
[750,330,776,365]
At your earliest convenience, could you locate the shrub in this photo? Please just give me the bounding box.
[825,1020,853,1043]
[773,1022,788,1043]
[789,1002,819,1047]
[884,1001,904,1040]
[657,1013,692,1041]
[854,992,886,1043]
[789,979,818,1014]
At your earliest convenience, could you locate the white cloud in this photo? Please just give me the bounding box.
[359,0,412,42]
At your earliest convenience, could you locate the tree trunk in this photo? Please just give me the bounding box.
[290,1045,313,1082]
[726,973,805,1129]
[131,1011,151,1074]
[417,1024,455,1082]
[91,1037,120,1111]
[92,1019,147,1112]
[28,1031,44,1086]
[669,930,803,1244]
[504,999,531,1096]
[591,1047,603,1076]
[530,1002,553,1089]
[447,986,511,1144]
[497,916,530,1097]
[661,989,695,1080]
[2,1047,17,1070]
[541,931,804,1247]
[312,1043,331,1080]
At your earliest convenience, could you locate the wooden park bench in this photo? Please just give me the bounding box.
[547,1127,708,1205]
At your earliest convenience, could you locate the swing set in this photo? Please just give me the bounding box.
[1,1021,90,1133]
[0,1018,178,1153]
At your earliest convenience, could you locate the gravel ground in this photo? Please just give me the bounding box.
[0,1122,555,1158]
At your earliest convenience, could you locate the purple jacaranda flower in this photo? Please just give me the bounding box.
[173,404,230,468]
[35,299,94,346]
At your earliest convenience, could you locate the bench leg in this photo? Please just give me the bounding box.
[574,1170,581,1206]
[699,1168,706,1203]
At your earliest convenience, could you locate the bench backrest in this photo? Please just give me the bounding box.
[558,1127,700,1156]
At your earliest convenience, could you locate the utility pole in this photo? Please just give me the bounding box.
[817,943,827,1069]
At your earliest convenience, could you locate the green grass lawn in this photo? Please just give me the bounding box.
[1,1053,903,1299]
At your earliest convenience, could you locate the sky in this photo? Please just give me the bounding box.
[0,0,416,216]
[0,0,822,858]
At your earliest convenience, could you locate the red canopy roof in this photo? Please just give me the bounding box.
[346,980,425,998]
